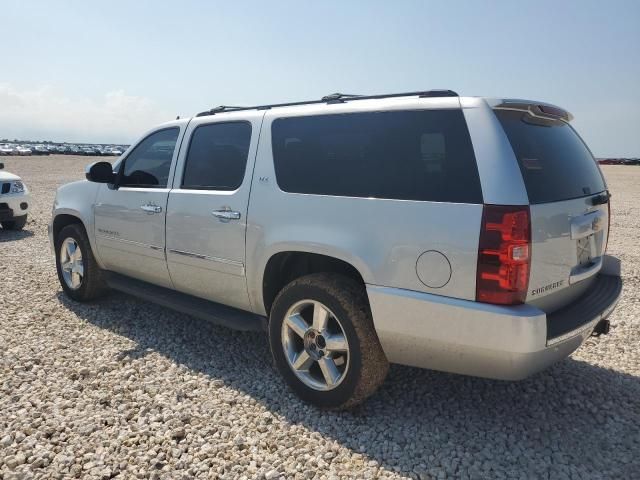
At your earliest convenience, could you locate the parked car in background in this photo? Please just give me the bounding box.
[16,146,32,156]
[33,145,50,155]
[80,147,96,155]
[50,90,621,409]
[0,143,132,156]
[598,158,636,165]
[0,162,30,230]
[0,144,16,155]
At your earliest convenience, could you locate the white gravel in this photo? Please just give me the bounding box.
[1,157,639,479]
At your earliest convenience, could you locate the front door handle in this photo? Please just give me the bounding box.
[141,204,162,214]
[212,209,241,221]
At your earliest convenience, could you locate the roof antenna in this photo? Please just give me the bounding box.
[176,115,180,120]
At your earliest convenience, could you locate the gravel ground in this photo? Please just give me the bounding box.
[1,156,639,480]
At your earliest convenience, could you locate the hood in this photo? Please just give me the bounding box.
[57,179,88,192]
[0,171,21,182]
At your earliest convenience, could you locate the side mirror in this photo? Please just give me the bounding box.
[85,161,115,183]
[0,162,4,170]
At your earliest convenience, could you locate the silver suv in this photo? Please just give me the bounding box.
[49,90,622,409]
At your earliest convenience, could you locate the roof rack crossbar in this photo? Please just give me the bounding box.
[196,89,458,117]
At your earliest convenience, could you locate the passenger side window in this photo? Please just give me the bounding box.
[182,122,252,190]
[119,128,179,188]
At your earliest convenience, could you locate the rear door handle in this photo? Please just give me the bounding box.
[141,204,162,214]
[212,209,241,220]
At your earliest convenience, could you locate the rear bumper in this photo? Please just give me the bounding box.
[367,262,622,380]
[546,273,621,345]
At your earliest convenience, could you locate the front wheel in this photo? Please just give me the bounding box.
[55,223,108,301]
[269,273,389,409]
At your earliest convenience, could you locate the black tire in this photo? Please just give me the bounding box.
[55,223,108,301]
[1,215,27,230]
[269,273,389,409]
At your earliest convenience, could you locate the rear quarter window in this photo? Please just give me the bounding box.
[495,109,606,204]
[271,109,483,203]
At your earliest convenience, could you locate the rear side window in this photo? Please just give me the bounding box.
[495,110,606,204]
[271,110,482,203]
[182,122,252,190]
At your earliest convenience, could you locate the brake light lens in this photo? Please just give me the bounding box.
[476,205,531,305]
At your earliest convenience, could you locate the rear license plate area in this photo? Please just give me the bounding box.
[577,236,593,266]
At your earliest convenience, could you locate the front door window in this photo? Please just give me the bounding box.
[119,128,179,188]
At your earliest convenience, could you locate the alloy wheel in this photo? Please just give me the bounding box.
[60,237,84,290]
[281,300,350,391]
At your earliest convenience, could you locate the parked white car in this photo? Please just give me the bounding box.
[16,146,32,156]
[0,144,16,155]
[0,162,30,230]
[50,90,622,409]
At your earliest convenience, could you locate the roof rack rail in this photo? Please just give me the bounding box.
[196,105,247,117]
[195,89,459,117]
[320,92,363,103]
[418,89,459,98]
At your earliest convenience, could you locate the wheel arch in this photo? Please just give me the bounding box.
[51,208,103,268]
[261,250,368,316]
[52,212,87,241]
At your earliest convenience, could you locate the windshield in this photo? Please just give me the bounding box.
[495,109,606,204]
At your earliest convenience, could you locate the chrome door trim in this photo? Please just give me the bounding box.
[96,234,163,251]
[168,249,246,275]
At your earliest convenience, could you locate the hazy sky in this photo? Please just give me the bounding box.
[1,0,638,156]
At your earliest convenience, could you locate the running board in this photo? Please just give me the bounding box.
[104,272,266,332]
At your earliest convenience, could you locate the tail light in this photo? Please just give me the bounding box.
[476,205,531,305]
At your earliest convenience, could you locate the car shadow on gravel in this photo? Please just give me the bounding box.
[58,291,640,478]
[0,229,35,242]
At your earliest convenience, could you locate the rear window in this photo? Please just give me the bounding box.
[495,109,606,204]
[271,110,483,203]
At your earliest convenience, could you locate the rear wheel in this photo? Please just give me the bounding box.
[1,215,27,230]
[55,223,108,301]
[269,273,389,409]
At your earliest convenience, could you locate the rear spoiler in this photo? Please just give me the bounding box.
[491,99,574,122]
